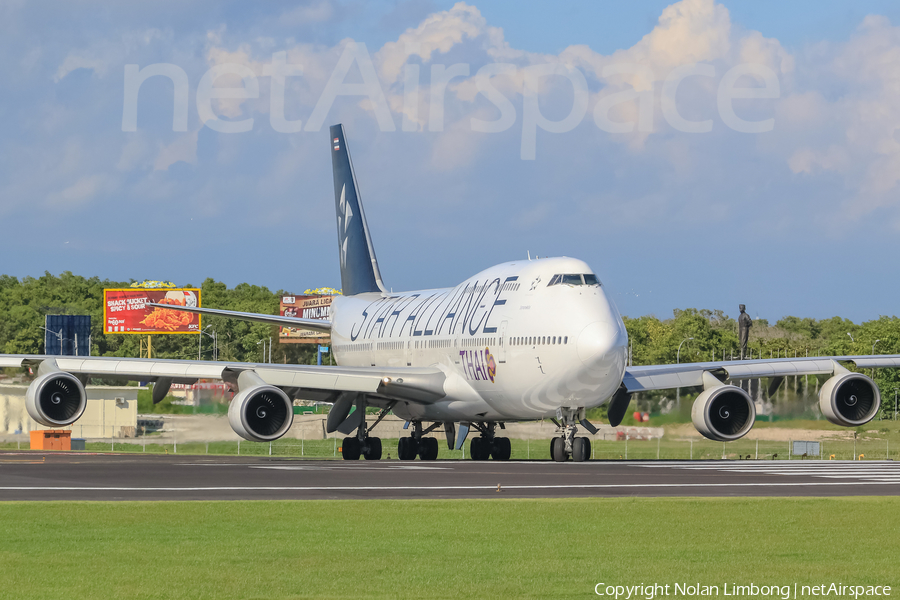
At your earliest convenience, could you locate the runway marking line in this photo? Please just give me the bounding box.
[1,481,900,492]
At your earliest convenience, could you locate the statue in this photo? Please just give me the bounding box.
[738,304,752,360]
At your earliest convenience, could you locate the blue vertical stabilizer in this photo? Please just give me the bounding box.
[330,124,386,296]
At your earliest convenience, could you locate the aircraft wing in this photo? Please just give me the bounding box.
[144,302,331,334]
[602,355,900,432]
[622,355,900,392]
[0,354,446,405]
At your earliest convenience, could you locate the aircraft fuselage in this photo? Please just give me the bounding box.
[331,256,628,422]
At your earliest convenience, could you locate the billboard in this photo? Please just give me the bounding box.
[280,294,333,343]
[104,289,201,334]
[45,315,91,356]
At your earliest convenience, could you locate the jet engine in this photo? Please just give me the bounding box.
[819,372,880,427]
[692,384,755,442]
[228,379,293,443]
[26,369,87,427]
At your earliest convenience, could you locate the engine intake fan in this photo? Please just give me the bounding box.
[25,361,87,427]
[819,372,880,427]
[692,379,755,442]
[228,371,293,442]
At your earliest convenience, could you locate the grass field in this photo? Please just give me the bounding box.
[1,498,898,599]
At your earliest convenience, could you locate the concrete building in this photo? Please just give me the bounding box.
[0,384,139,438]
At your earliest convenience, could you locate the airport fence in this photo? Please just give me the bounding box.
[0,436,895,460]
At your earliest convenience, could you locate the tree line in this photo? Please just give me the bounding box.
[0,272,317,365]
[626,308,900,418]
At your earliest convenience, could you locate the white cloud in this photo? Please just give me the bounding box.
[54,54,109,81]
[153,130,199,171]
[53,28,168,81]
[375,2,487,84]
[46,175,108,208]
[117,135,151,171]
[278,2,334,27]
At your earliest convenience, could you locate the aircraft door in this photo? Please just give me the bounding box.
[498,321,508,363]
[406,340,411,366]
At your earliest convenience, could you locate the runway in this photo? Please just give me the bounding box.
[1,452,899,500]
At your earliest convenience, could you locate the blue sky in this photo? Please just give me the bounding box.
[2,0,900,323]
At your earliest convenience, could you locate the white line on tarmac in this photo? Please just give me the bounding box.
[714,469,900,474]
[640,463,900,471]
[1,481,900,492]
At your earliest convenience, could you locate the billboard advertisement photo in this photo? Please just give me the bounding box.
[280,294,332,343]
[104,289,201,334]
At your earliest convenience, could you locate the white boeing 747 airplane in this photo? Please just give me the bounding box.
[2,124,897,462]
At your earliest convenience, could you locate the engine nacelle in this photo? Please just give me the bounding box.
[26,371,87,427]
[228,385,293,442]
[692,384,755,442]
[819,372,880,427]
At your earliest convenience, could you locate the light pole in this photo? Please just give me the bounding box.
[847,332,854,343]
[257,339,266,363]
[894,388,898,421]
[872,339,880,354]
[200,326,216,361]
[677,337,694,364]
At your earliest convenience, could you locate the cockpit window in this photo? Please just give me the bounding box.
[547,273,603,287]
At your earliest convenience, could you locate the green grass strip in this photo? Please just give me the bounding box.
[2,436,896,461]
[0,497,898,599]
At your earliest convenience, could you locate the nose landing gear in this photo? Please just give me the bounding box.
[550,408,594,462]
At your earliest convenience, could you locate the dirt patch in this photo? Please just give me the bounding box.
[665,423,854,441]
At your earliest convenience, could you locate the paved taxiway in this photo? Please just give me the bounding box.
[1,453,900,500]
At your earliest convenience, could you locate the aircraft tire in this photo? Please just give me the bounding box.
[398,437,418,460]
[572,437,590,462]
[491,437,511,461]
[364,437,382,460]
[342,437,361,460]
[551,437,567,462]
[419,437,439,460]
[470,437,485,460]
[469,436,480,460]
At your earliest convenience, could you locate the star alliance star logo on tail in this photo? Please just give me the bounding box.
[338,184,353,268]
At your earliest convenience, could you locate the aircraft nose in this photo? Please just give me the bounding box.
[576,321,623,368]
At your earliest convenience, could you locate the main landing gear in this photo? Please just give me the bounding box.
[550,408,593,462]
[468,422,511,461]
[341,403,394,461]
[397,421,441,461]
